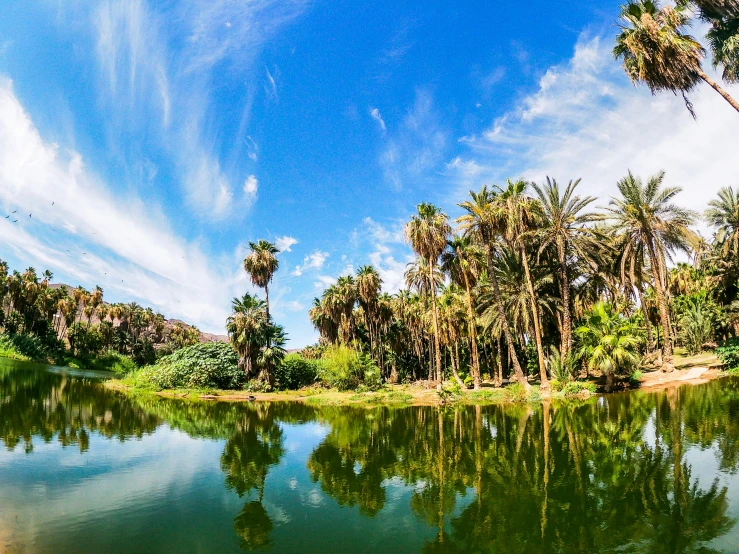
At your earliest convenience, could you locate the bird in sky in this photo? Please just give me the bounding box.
[11,210,17,214]
[4,215,8,219]
[29,214,32,218]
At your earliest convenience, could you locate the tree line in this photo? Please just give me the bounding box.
[306,174,739,391]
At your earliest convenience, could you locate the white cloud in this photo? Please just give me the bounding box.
[243,174,258,202]
[292,250,329,276]
[454,34,739,224]
[264,66,279,102]
[284,300,304,312]
[0,77,247,332]
[370,107,386,132]
[275,235,298,253]
[313,275,335,290]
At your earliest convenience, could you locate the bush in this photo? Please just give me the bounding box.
[504,382,529,403]
[317,345,382,391]
[87,351,137,374]
[0,333,49,362]
[716,338,739,370]
[561,381,597,396]
[146,342,244,390]
[274,354,318,390]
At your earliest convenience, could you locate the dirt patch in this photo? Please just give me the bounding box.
[638,367,723,391]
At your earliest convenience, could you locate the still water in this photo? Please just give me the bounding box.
[1,358,739,553]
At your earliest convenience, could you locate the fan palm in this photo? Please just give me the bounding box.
[356,265,382,361]
[614,0,739,115]
[244,240,280,319]
[227,293,269,377]
[257,325,287,385]
[680,0,739,83]
[606,170,697,370]
[457,186,530,389]
[532,177,600,357]
[405,203,451,383]
[705,186,739,257]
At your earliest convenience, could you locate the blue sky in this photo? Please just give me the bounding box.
[0,0,737,346]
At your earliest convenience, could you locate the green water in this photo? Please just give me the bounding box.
[1,358,739,553]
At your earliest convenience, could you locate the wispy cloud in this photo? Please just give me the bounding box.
[243,174,258,203]
[378,88,448,190]
[264,66,279,102]
[0,77,248,332]
[453,34,739,218]
[369,107,386,132]
[292,250,329,276]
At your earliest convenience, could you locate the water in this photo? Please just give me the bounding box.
[1,358,739,553]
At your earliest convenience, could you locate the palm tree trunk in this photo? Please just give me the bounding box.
[484,245,530,389]
[449,346,466,388]
[646,241,673,370]
[520,247,549,388]
[463,274,482,390]
[429,256,442,383]
[636,281,654,353]
[557,238,572,357]
[697,68,739,114]
[265,284,270,320]
[496,336,503,385]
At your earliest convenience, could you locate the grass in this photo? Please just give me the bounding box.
[0,345,31,362]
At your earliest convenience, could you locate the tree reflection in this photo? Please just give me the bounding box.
[0,360,159,452]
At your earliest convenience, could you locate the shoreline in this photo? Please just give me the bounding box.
[105,365,731,407]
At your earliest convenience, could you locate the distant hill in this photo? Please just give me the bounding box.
[50,283,229,344]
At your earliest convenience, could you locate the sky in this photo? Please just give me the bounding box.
[0,0,737,347]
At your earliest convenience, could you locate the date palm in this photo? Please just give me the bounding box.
[441,236,484,389]
[614,0,739,115]
[705,186,739,257]
[457,186,530,389]
[532,177,600,358]
[356,265,382,361]
[606,170,697,371]
[498,179,549,388]
[405,203,451,383]
[244,240,280,319]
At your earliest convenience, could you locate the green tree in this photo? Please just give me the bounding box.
[244,240,280,319]
[706,186,739,257]
[405,203,451,383]
[614,0,739,115]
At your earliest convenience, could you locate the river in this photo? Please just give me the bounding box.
[1,357,739,553]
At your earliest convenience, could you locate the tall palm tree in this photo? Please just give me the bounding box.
[244,240,280,319]
[457,186,530,389]
[498,179,549,388]
[606,170,697,370]
[532,177,600,357]
[441,236,484,389]
[614,0,739,115]
[356,265,382,362]
[405,203,451,383]
[705,186,739,257]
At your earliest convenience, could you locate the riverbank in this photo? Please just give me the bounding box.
[105,355,730,406]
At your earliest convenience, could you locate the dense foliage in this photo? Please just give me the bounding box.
[274,354,318,390]
[143,343,244,390]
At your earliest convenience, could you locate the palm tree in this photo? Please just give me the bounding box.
[706,186,739,257]
[257,325,287,385]
[457,186,530,389]
[606,171,697,370]
[576,302,640,391]
[355,265,382,362]
[227,293,269,377]
[498,179,550,388]
[614,0,739,115]
[681,0,739,83]
[441,236,484,389]
[532,177,600,358]
[405,203,451,383]
[244,240,280,319]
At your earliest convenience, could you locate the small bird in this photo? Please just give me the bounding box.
[4,215,8,219]
[12,219,17,223]
[52,201,55,206]
[29,214,32,218]
[11,210,16,214]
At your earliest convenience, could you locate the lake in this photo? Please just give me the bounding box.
[1,357,739,553]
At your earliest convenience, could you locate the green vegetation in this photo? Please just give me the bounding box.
[717,337,739,371]
[316,345,381,391]
[127,343,244,391]
[274,353,318,390]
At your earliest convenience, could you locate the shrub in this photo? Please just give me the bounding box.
[274,354,318,390]
[561,381,597,396]
[716,338,739,370]
[317,345,381,391]
[505,382,529,403]
[547,346,574,382]
[0,333,48,362]
[630,370,643,385]
[146,342,243,390]
[88,351,137,374]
